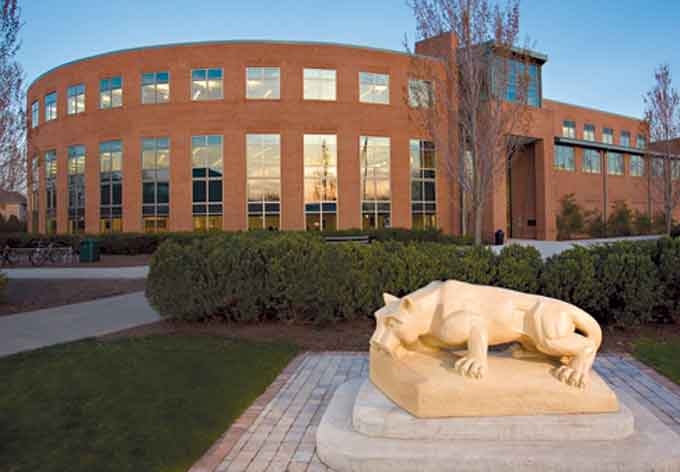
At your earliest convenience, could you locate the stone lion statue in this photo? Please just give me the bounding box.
[371,280,602,389]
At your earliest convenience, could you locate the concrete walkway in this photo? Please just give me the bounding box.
[492,235,663,259]
[0,291,160,357]
[2,265,149,279]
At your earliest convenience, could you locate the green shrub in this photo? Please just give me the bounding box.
[653,237,680,322]
[633,211,653,235]
[540,246,605,319]
[495,245,542,293]
[556,194,584,240]
[607,201,634,236]
[584,209,607,238]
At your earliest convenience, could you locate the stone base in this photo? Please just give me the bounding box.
[317,379,680,472]
[370,347,619,417]
[353,378,634,441]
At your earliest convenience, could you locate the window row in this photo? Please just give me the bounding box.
[30,69,435,128]
[561,120,646,149]
[34,137,437,234]
[554,145,680,178]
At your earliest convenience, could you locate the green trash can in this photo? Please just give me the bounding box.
[79,239,101,263]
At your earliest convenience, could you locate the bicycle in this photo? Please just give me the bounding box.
[1,244,19,267]
[29,241,66,267]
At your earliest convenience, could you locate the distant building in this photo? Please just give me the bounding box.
[0,189,26,223]
[25,36,680,239]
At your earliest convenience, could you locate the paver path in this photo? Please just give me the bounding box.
[3,266,149,279]
[492,235,662,259]
[0,291,160,357]
[190,352,680,472]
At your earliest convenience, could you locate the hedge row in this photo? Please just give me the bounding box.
[0,228,471,255]
[146,233,680,327]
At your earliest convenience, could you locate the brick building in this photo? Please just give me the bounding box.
[26,35,679,240]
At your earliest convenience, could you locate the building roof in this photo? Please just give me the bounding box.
[0,189,26,205]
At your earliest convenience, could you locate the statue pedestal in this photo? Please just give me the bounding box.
[317,378,680,472]
[370,348,619,417]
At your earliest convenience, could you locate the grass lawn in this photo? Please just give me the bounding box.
[0,335,297,472]
[633,337,680,384]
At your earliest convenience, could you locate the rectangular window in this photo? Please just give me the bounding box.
[191,68,222,101]
[67,145,86,233]
[582,149,601,174]
[652,158,664,177]
[304,134,337,231]
[607,152,624,176]
[45,150,57,234]
[602,127,613,145]
[583,124,595,141]
[562,120,576,138]
[303,68,336,101]
[31,100,39,128]
[100,77,123,109]
[30,156,40,232]
[246,67,281,100]
[501,59,541,107]
[247,134,281,230]
[408,79,434,108]
[67,84,86,115]
[142,137,170,232]
[410,139,437,229]
[141,71,170,104]
[192,135,223,231]
[630,155,645,177]
[45,92,57,121]
[554,145,575,171]
[359,72,390,104]
[620,131,631,147]
[637,134,647,149]
[673,160,680,181]
[360,136,391,229]
[99,140,122,232]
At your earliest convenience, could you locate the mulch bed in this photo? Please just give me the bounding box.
[0,278,146,316]
[103,317,680,354]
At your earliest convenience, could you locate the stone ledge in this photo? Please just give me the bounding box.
[317,378,680,472]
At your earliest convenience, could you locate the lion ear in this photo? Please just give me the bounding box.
[400,296,416,312]
[383,293,399,305]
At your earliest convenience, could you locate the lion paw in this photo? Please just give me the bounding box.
[454,356,487,379]
[554,365,587,389]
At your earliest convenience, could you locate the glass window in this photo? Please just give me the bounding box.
[359,72,390,104]
[247,134,280,230]
[410,139,437,229]
[45,92,57,121]
[408,79,434,108]
[303,68,336,101]
[192,135,223,231]
[67,84,85,115]
[67,145,86,233]
[500,59,541,107]
[620,131,631,147]
[100,140,122,232]
[582,149,601,174]
[31,100,39,128]
[100,77,123,109]
[562,120,576,138]
[360,136,391,229]
[637,134,647,150]
[607,152,624,176]
[142,137,170,232]
[630,155,645,177]
[141,71,170,104]
[246,67,280,100]
[673,160,680,181]
[304,134,337,231]
[602,127,613,145]
[652,158,664,177]
[45,150,57,234]
[192,68,222,101]
[583,124,595,141]
[30,156,40,232]
[554,145,575,171]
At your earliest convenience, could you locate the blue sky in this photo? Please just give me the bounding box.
[18,0,680,118]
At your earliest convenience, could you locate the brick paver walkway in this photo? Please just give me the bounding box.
[191,352,680,472]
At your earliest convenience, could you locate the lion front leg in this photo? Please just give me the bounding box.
[540,334,597,389]
[453,323,489,379]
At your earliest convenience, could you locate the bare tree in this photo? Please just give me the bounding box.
[0,0,24,194]
[406,0,534,244]
[644,64,680,235]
